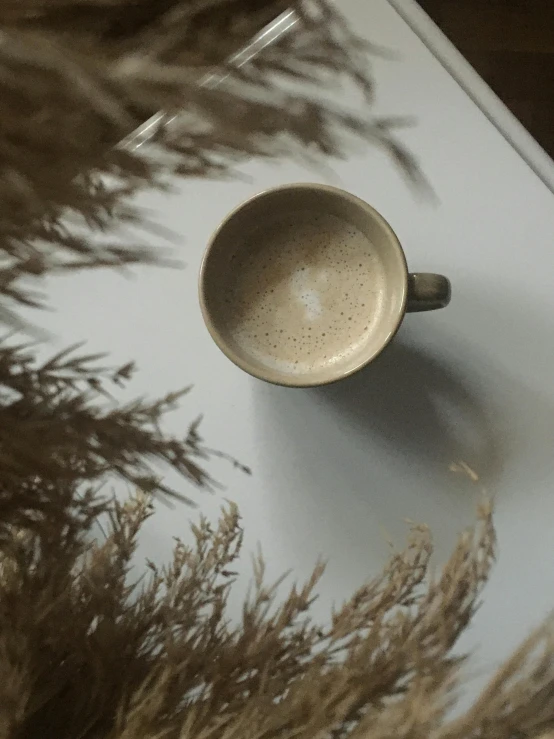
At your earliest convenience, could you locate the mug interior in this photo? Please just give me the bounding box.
[199,184,408,386]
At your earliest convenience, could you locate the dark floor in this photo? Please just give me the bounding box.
[417,0,554,159]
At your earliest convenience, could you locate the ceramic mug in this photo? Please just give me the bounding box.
[199,183,451,387]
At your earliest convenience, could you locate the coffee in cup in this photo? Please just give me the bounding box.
[199,184,450,387]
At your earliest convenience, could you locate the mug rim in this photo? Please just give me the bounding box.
[198,183,409,387]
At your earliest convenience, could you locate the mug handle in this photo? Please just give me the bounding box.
[406,273,451,312]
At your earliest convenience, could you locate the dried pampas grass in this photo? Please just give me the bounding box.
[1,493,554,739]
[0,0,415,315]
[0,2,553,738]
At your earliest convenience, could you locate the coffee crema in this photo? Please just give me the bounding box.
[219,210,386,376]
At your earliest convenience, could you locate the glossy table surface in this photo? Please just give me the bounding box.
[39,0,554,697]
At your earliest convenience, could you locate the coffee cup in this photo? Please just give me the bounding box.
[199,183,451,387]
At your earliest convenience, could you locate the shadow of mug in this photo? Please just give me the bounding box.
[315,340,502,489]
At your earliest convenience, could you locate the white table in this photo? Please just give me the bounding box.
[39,0,554,699]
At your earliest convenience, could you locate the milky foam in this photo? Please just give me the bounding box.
[219,209,386,377]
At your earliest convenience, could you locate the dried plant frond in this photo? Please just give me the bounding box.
[0,0,420,321]
[0,494,552,739]
[0,339,217,517]
[439,618,554,739]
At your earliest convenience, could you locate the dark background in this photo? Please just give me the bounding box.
[417,0,554,160]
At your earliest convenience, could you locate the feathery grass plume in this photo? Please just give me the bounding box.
[0,0,416,313]
[0,496,553,739]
